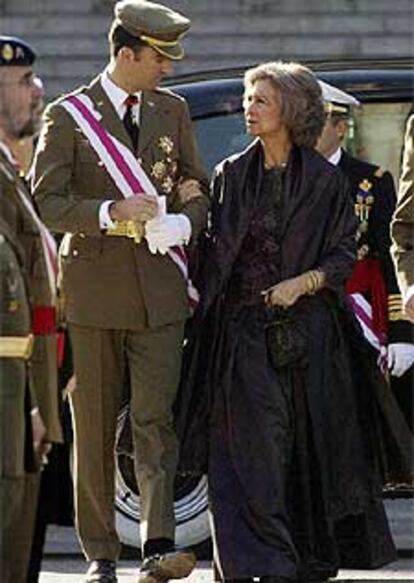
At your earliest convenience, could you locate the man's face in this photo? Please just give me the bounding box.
[0,65,44,140]
[316,116,348,158]
[122,46,174,91]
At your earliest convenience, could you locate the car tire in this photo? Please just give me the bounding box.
[114,405,211,549]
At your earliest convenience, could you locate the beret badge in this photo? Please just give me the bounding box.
[2,43,14,62]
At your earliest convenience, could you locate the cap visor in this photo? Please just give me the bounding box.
[152,42,184,60]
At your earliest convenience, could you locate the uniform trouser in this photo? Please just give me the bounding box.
[69,321,185,561]
[0,473,39,583]
[1,358,40,582]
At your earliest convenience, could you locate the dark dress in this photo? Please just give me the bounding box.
[176,141,413,581]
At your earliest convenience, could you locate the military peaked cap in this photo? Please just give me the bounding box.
[319,80,360,115]
[114,0,190,60]
[0,36,36,67]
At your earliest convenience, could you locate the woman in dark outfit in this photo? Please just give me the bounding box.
[177,61,412,583]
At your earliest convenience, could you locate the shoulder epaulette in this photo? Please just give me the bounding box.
[153,86,185,103]
[49,85,87,110]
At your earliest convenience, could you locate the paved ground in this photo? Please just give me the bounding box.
[39,557,414,582]
[39,498,414,582]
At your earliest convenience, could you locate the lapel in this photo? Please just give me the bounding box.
[0,148,19,182]
[0,148,30,199]
[83,75,133,153]
[82,79,168,159]
[338,148,351,175]
[138,90,167,157]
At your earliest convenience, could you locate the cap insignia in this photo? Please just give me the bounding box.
[15,46,25,60]
[2,43,14,62]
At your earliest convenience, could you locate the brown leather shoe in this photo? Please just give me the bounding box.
[137,550,197,582]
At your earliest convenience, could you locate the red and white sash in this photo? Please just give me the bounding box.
[348,292,387,372]
[0,141,57,302]
[60,93,198,310]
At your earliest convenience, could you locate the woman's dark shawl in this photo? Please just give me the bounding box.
[175,140,413,485]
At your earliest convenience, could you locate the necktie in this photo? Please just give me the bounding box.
[123,94,139,150]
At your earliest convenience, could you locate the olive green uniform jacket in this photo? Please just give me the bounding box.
[0,147,60,581]
[391,114,414,297]
[0,150,61,443]
[32,75,209,330]
[0,214,38,583]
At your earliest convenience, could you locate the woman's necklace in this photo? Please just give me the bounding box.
[263,147,290,170]
[264,159,288,171]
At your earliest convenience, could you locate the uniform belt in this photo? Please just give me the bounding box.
[106,220,143,244]
[32,306,56,335]
[0,334,34,359]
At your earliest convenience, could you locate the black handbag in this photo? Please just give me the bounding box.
[265,305,309,368]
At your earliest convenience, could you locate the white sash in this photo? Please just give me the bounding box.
[348,292,387,372]
[60,93,198,310]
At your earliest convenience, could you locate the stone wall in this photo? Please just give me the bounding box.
[1,0,413,98]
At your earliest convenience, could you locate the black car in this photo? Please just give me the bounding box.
[94,58,414,551]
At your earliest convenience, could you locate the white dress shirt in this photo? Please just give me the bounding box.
[327,146,342,167]
[100,68,141,122]
[98,68,142,229]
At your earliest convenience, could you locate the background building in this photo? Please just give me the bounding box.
[1,0,413,98]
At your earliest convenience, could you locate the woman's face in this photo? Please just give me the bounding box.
[243,78,284,139]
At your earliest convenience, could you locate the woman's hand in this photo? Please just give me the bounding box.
[262,274,309,308]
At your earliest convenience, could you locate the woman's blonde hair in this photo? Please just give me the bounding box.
[244,61,326,148]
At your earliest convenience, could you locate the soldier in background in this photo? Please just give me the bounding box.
[317,88,414,432]
[391,113,414,325]
[0,217,39,583]
[0,35,61,581]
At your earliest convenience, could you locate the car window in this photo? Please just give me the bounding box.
[193,112,252,175]
[351,102,413,183]
[194,102,412,184]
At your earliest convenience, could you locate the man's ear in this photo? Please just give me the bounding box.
[337,118,349,140]
[118,46,137,63]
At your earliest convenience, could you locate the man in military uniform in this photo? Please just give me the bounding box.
[0,214,37,583]
[32,1,208,582]
[317,90,414,431]
[391,113,414,324]
[0,36,61,581]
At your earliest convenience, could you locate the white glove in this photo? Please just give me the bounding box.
[387,343,414,377]
[145,213,191,255]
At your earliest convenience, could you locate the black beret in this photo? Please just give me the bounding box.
[0,36,36,67]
